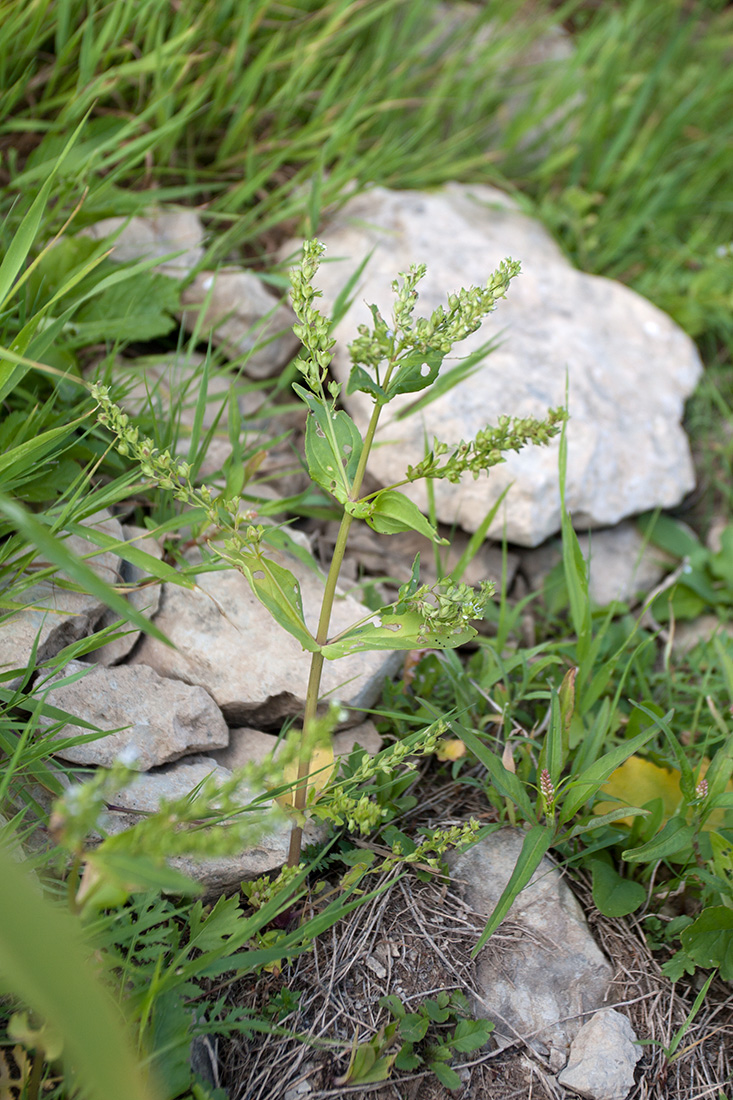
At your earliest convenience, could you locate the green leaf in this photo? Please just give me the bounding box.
[0,849,158,1100]
[424,999,451,1023]
[472,825,553,957]
[321,606,476,659]
[590,859,646,917]
[351,489,445,543]
[450,1018,494,1053]
[347,362,388,402]
[230,550,318,653]
[400,1014,430,1043]
[379,994,406,1019]
[294,384,363,503]
[85,850,201,903]
[457,727,537,821]
[386,347,444,398]
[429,1058,463,1091]
[679,906,733,981]
[622,817,697,863]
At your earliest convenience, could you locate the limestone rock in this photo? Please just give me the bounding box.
[133,552,402,726]
[45,660,229,770]
[557,1009,642,1100]
[520,521,674,607]
[211,720,382,772]
[448,829,613,1056]
[91,525,164,666]
[101,755,321,893]
[282,185,701,546]
[179,269,300,378]
[0,511,124,676]
[82,210,205,279]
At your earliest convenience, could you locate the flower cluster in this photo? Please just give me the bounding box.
[407,408,568,484]
[396,579,495,637]
[289,239,336,390]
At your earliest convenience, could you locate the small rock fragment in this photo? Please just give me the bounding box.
[557,1009,642,1100]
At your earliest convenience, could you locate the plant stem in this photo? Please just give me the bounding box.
[286,396,385,866]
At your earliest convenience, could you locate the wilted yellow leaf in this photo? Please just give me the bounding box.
[436,738,466,762]
[594,755,733,830]
[276,744,336,808]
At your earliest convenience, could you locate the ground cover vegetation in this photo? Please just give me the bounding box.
[1,1,733,1097]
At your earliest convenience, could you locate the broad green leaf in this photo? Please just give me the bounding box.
[710,527,733,585]
[622,817,697,863]
[430,1059,462,1091]
[679,906,733,981]
[450,1018,494,1053]
[590,859,646,917]
[349,489,445,543]
[321,607,476,659]
[0,849,159,1100]
[472,825,553,956]
[637,512,703,559]
[347,362,388,402]
[295,384,363,503]
[400,1014,430,1043]
[386,347,444,398]
[230,550,318,653]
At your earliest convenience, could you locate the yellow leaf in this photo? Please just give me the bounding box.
[276,744,336,808]
[594,755,733,830]
[436,738,466,762]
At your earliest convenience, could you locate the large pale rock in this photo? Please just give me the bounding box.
[520,520,674,607]
[45,661,229,770]
[91,525,164,666]
[100,755,321,892]
[0,511,124,676]
[283,185,702,546]
[132,555,402,726]
[82,210,205,278]
[557,1009,642,1100]
[448,829,613,1056]
[180,269,300,378]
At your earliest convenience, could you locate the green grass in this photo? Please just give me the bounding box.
[2,0,733,1096]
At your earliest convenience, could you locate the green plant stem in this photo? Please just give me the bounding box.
[27,1049,44,1100]
[287,397,385,866]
